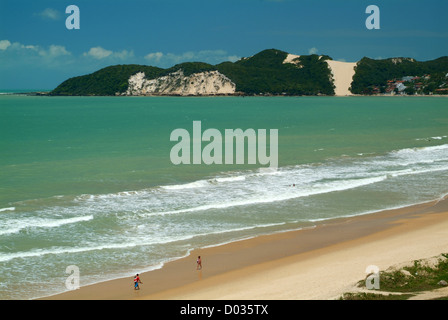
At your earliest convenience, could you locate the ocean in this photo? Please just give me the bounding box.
[1,95,447,299]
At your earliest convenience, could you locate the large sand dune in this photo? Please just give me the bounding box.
[326,60,357,96]
[283,53,357,96]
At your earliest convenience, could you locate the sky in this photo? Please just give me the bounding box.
[1,0,447,90]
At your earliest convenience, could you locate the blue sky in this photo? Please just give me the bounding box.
[1,0,447,90]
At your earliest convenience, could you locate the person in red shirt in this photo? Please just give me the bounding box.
[134,274,142,290]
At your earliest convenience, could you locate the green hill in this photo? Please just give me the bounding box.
[50,49,448,96]
[50,64,164,96]
[216,49,334,95]
[350,56,448,94]
[50,49,335,96]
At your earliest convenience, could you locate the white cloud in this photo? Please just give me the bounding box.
[83,47,134,60]
[144,52,164,62]
[2,39,241,82]
[0,40,71,57]
[113,49,134,60]
[35,8,61,21]
[166,51,195,63]
[22,44,38,50]
[144,49,240,66]
[40,45,71,58]
[0,40,73,70]
[308,47,318,55]
[83,47,113,59]
[0,40,11,50]
[227,55,240,63]
[3,39,237,68]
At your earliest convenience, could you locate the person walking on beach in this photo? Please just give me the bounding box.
[196,256,202,270]
[134,273,142,290]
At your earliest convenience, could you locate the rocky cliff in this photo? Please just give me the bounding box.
[125,70,236,96]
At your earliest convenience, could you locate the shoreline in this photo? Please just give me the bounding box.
[3,91,448,97]
[42,195,448,300]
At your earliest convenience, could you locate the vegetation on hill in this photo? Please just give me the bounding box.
[340,254,448,300]
[350,56,448,95]
[50,49,448,96]
[50,49,335,96]
[50,64,163,96]
[162,62,216,77]
[216,49,335,95]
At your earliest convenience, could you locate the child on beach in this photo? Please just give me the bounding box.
[133,274,142,290]
[196,256,202,270]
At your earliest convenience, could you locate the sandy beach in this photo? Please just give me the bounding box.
[43,195,448,300]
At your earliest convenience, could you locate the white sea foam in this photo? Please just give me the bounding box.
[0,207,15,213]
[0,220,293,265]
[0,230,221,263]
[162,175,248,189]
[416,136,447,141]
[214,175,246,183]
[142,175,389,217]
[5,143,445,250]
[0,215,93,236]
[395,144,448,154]
[0,243,139,263]
[56,143,448,222]
[161,180,209,190]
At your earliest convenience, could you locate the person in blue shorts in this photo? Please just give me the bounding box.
[134,274,142,290]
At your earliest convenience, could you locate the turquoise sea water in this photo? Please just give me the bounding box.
[1,95,448,299]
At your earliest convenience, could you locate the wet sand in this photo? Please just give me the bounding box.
[42,196,448,300]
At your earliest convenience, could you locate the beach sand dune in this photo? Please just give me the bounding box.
[326,60,357,96]
[283,53,357,96]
